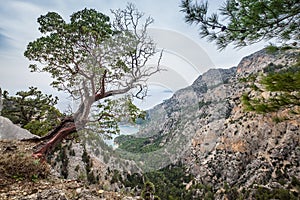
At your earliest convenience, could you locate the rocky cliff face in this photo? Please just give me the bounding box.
[126,65,237,172]
[186,50,300,199]
[127,48,300,198]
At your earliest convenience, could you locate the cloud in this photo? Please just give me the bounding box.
[13,0,57,7]
[0,32,13,51]
[0,0,267,111]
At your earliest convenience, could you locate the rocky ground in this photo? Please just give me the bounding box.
[0,140,141,200]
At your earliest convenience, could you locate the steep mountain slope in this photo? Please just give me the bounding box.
[184,48,300,199]
[116,48,300,199]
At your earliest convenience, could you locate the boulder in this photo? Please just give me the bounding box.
[0,116,38,140]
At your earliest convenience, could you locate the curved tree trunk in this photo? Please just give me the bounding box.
[31,117,77,158]
[26,96,95,159]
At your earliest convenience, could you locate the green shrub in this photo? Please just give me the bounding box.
[254,186,297,200]
[265,44,279,54]
[141,181,156,200]
[115,135,163,153]
[242,63,300,114]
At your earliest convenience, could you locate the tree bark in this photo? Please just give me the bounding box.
[30,117,77,158]
[26,96,95,159]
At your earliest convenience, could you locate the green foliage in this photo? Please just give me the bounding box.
[115,134,163,153]
[125,98,146,123]
[24,8,112,90]
[272,116,288,123]
[222,182,242,200]
[291,176,300,187]
[81,145,97,184]
[260,69,300,92]
[1,87,62,136]
[153,196,161,200]
[120,164,299,199]
[93,98,121,137]
[110,169,123,184]
[265,44,296,54]
[239,73,257,83]
[241,93,255,111]
[24,5,158,140]
[198,100,212,109]
[121,172,143,189]
[24,4,158,101]
[265,44,280,54]
[75,165,80,172]
[141,181,156,200]
[92,96,146,138]
[250,83,260,91]
[241,63,300,113]
[60,146,69,178]
[122,163,199,200]
[181,0,300,49]
[51,143,70,178]
[254,186,298,200]
[263,62,284,73]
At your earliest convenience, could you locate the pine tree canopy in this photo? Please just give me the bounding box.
[180,0,300,49]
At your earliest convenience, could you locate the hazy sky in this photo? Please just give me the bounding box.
[0,0,266,110]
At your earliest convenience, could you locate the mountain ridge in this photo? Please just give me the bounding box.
[115,47,300,199]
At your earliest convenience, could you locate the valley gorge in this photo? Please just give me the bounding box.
[0,47,299,199]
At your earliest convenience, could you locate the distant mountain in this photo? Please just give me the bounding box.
[115,48,300,199]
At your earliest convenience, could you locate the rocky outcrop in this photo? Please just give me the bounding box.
[0,116,38,140]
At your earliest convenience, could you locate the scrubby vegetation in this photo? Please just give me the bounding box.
[82,144,98,184]
[265,44,296,54]
[141,181,161,200]
[0,141,50,184]
[254,186,298,200]
[115,134,163,153]
[116,163,205,199]
[198,100,212,109]
[116,162,298,199]
[241,56,300,114]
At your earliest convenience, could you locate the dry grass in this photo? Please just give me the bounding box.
[0,140,50,186]
[0,140,139,199]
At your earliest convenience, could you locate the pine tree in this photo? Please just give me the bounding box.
[181,0,300,49]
